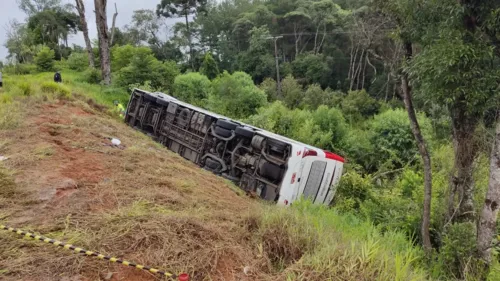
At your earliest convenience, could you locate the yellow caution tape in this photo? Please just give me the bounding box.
[0,224,177,279]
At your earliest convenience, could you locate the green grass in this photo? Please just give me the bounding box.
[256,199,429,281]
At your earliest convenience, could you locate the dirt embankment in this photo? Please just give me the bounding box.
[0,99,270,281]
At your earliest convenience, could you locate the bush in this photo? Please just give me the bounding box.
[281,75,303,109]
[333,172,373,212]
[256,200,428,280]
[67,52,89,71]
[370,108,433,171]
[173,72,211,107]
[3,64,37,75]
[117,52,179,93]
[199,53,219,80]
[112,45,153,71]
[35,46,56,72]
[208,71,267,119]
[259,78,278,102]
[301,84,334,110]
[41,81,71,98]
[435,222,477,279]
[291,53,333,87]
[81,68,102,84]
[17,82,32,96]
[341,89,380,122]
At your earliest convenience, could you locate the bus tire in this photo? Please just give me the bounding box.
[267,138,286,153]
[214,126,231,138]
[235,126,254,139]
[205,158,221,170]
[216,119,238,130]
[260,161,281,181]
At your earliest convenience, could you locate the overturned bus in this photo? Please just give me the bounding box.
[124,89,344,206]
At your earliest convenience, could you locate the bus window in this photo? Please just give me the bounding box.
[303,160,327,201]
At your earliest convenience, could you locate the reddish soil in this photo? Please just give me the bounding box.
[0,100,263,281]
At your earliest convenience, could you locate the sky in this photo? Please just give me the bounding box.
[0,0,178,61]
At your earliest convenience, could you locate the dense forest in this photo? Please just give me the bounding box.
[2,0,500,279]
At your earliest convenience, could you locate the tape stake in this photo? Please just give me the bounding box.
[0,224,188,280]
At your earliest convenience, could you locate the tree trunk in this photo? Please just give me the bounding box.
[449,99,480,223]
[401,42,433,253]
[477,112,500,264]
[94,0,111,85]
[184,10,194,70]
[109,3,118,46]
[75,0,94,68]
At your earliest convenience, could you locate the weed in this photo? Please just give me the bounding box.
[0,102,21,130]
[40,81,71,99]
[0,165,16,197]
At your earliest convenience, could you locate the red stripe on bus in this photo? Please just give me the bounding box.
[324,151,345,163]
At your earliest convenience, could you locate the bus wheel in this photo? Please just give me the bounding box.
[259,161,282,181]
[235,126,255,139]
[216,119,238,130]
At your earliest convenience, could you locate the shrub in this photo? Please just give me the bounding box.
[341,89,380,122]
[199,53,220,80]
[81,68,102,84]
[333,172,373,211]
[370,108,433,171]
[34,46,55,72]
[291,53,333,87]
[112,45,153,71]
[259,78,278,102]
[18,82,32,96]
[117,52,179,93]
[281,75,303,109]
[301,84,329,110]
[41,81,71,98]
[3,64,37,75]
[173,72,211,107]
[435,222,477,279]
[67,52,89,71]
[208,71,267,119]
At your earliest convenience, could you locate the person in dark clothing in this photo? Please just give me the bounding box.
[54,71,62,83]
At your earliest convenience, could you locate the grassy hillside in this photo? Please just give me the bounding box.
[0,73,430,280]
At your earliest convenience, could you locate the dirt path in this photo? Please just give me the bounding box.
[0,100,265,281]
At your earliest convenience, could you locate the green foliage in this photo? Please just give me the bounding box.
[34,46,55,72]
[281,75,304,109]
[81,68,101,84]
[247,102,347,152]
[111,45,153,72]
[208,71,267,119]
[341,89,380,122]
[117,51,180,93]
[259,78,278,102]
[333,172,373,212]
[292,53,333,86]
[40,81,71,98]
[369,109,433,172]
[173,72,211,107]
[67,52,88,71]
[199,53,219,79]
[435,222,477,279]
[301,83,332,110]
[17,82,32,96]
[2,64,37,75]
[258,199,428,280]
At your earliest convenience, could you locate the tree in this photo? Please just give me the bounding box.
[94,0,111,85]
[199,53,219,79]
[4,20,37,63]
[34,46,55,71]
[477,114,500,266]
[302,83,330,110]
[281,75,304,109]
[341,89,379,122]
[75,0,94,68]
[209,71,267,119]
[173,72,211,106]
[18,0,62,16]
[157,0,208,70]
[128,9,165,46]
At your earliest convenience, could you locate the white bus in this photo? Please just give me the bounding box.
[125,89,344,206]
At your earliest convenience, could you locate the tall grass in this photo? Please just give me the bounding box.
[256,200,429,281]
